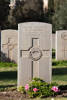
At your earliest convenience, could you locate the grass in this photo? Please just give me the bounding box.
[32,98,67,100]
[0,62,17,67]
[52,59,67,67]
[52,50,67,85]
[0,62,17,91]
[52,59,67,85]
[52,49,55,59]
[0,59,67,91]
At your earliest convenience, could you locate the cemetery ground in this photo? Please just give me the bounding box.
[0,59,67,99]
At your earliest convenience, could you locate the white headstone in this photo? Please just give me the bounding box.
[1,29,18,63]
[18,22,52,86]
[52,34,56,49]
[56,30,67,60]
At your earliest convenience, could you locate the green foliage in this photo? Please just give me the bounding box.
[49,0,54,12]
[18,86,26,94]
[0,62,17,67]
[18,78,59,98]
[52,49,55,59]
[52,60,67,67]
[52,0,67,32]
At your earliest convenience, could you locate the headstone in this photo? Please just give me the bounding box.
[52,34,56,49]
[1,29,18,63]
[56,30,67,60]
[18,22,52,86]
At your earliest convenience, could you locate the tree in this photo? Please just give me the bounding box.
[52,0,67,32]
[8,0,51,29]
[0,0,9,28]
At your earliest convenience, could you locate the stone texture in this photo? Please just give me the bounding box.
[52,34,56,49]
[56,30,67,60]
[1,29,18,63]
[18,22,52,86]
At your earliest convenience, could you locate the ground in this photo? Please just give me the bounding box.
[0,59,67,100]
[0,90,67,100]
[0,90,24,100]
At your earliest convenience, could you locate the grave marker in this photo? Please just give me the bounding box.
[1,30,18,63]
[56,30,67,60]
[18,22,52,86]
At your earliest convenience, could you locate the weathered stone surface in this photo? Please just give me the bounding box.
[18,22,52,86]
[52,34,56,49]
[56,30,67,60]
[1,29,18,63]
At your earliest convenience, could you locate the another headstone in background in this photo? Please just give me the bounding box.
[52,34,56,49]
[56,30,67,60]
[18,22,52,86]
[1,29,18,63]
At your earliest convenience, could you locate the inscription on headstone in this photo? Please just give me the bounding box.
[18,22,52,86]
